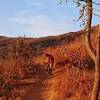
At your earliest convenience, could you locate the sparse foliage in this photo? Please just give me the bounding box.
[59,0,100,100]
[0,37,34,99]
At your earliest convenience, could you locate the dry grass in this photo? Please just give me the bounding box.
[0,25,100,100]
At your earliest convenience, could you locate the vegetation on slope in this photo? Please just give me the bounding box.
[0,25,99,100]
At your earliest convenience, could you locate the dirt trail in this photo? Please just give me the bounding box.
[21,65,68,100]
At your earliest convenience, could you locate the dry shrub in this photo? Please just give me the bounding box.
[64,64,93,100]
[0,37,34,98]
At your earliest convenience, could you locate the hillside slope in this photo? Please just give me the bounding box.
[0,25,100,100]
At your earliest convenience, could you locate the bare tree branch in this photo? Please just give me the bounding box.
[93,1,100,5]
[57,0,68,5]
[57,0,63,5]
[94,13,100,17]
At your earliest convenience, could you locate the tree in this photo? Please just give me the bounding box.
[59,0,100,100]
[84,1,100,100]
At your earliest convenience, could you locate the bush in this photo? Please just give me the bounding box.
[0,74,3,86]
[5,83,13,91]
[0,92,3,97]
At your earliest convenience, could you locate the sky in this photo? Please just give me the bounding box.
[0,0,100,37]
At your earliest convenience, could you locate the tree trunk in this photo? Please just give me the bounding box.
[85,0,95,61]
[85,0,100,100]
[90,25,100,100]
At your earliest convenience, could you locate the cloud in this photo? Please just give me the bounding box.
[26,15,68,36]
[24,0,41,6]
[10,9,72,37]
[24,0,56,6]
